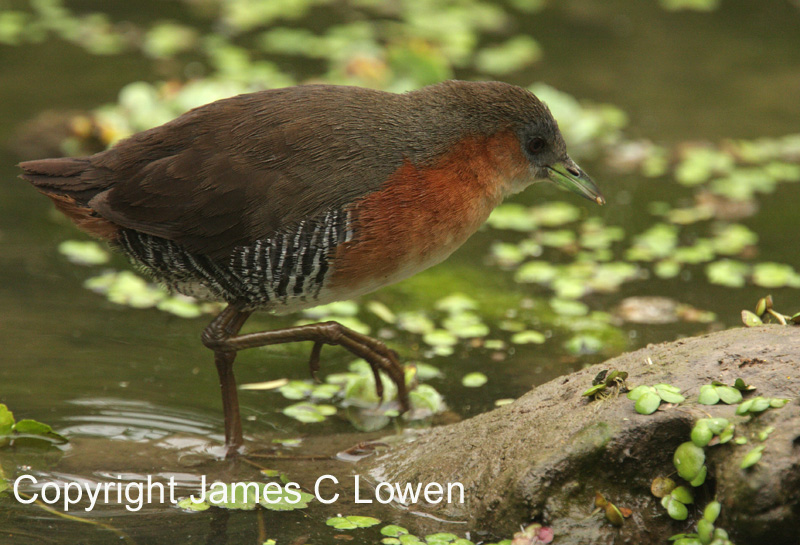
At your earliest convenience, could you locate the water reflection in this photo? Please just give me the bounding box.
[61,398,224,444]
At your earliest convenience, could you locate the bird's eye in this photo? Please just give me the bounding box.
[527,137,546,154]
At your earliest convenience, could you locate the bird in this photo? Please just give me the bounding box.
[19,80,604,454]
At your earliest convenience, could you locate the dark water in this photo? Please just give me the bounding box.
[1,1,799,543]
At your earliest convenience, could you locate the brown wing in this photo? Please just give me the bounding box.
[21,85,410,260]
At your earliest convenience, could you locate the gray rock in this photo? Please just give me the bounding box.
[359,326,800,544]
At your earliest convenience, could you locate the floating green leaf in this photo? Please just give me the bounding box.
[12,419,68,443]
[410,384,445,413]
[514,261,558,284]
[381,525,409,537]
[425,532,461,545]
[282,402,336,423]
[510,330,545,344]
[711,224,758,255]
[666,205,713,225]
[550,298,589,317]
[397,311,436,335]
[366,301,396,323]
[462,372,488,388]
[442,312,489,339]
[489,242,525,267]
[752,262,800,289]
[660,0,721,12]
[0,405,14,437]
[157,296,203,318]
[177,496,210,511]
[58,240,110,265]
[260,489,314,511]
[474,36,541,75]
[532,201,582,226]
[85,270,166,308]
[626,224,679,261]
[278,380,314,400]
[303,300,359,318]
[655,259,681,279]
[207,483,259,510]
[423,329,458,348]
[706,259,750,288]
[326,515,381,529]
[435,293,478,313]
[538,229,576,249]
[143,22,197,58]
[0,11,29,45]
[675,147,733,185]
[486,204,538,231]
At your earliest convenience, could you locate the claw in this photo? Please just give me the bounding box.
[396,385,411,414]
[370,363,385,403]
[308,341,323,382]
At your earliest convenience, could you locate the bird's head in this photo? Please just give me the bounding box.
[516,113,605,205]
[422,81,605,206]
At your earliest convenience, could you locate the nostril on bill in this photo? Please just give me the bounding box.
[566,166,580,177]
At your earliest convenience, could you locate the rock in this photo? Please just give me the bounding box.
[358,326,800,544]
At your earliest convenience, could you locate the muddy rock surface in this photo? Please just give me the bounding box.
[358,326,800,544]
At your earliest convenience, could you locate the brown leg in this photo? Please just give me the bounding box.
[202,305,252,455]
[214,350,242,456]
[202,305,410,453]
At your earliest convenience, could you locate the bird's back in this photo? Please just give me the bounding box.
[19,81,542,311]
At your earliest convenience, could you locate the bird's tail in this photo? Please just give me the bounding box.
[19,157,119,240]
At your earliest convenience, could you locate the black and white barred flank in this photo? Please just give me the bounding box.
[116,207,354,310]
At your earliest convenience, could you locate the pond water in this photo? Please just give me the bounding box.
[1,1,799,543]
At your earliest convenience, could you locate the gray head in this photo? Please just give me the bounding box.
[409,80,605,204]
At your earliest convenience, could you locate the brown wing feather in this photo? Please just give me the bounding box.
[20,81,542,260]
[66,86,415,258]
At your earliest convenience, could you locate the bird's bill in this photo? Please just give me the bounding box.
[546,159,605,205]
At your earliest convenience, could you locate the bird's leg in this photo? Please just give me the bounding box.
[231,322,409,411]
[202,306,410,454]
[308,340,385,401]
[308,341,324,382]
[206,315,410,415]
[202,305,252,456]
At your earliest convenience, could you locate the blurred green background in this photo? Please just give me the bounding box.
[1,0,799,543]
